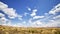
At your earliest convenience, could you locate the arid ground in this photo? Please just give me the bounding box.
[0,25,60,34]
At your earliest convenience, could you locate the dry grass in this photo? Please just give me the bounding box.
[0,25,60,34]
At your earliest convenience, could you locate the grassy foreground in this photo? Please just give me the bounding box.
[0,25,60,34]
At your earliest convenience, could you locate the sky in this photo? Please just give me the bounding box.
[0,0,60,27]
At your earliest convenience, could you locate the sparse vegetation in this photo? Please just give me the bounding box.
[0,25,60,34]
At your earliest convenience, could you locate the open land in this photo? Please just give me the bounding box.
[0,25,60,34]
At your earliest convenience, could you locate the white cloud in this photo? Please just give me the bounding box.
[0,2,60,27]
[28,3,60,27]
[53,15,60,19]
[32,9,37,12]
[33,20,43,26]
[29,18,60,27]
[17,15,23,20]
[29,20,45,27]
[0,17,7,23]
[27,7,31,11]
[28,18,44,27]
[30,9,37,17]
[0,17,11,26]
[0,2,22,19]
[0,2,16,19]
[13,22,27,27]
[2,8,17,19]
[0,2,8,10]
[45,3,60,27]
[2,20,12,26]
[24,12,29,16]
[45,19,60,27]
[23,21,26,24]
[0,13,5,17]
[33,16,44,19]
[49,3,60,15]
[0,2,23,26]
[55,3,60,8]
[6,21,11,26]
[28,18,33,23]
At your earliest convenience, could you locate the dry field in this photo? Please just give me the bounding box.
[0,25,60,34]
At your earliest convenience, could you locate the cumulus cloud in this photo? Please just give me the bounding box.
[30,9,37,17]
[13,22,27,27]
[49,3,60,15]
[0,2,17,19]
[0,2,22,26]
[0,1,60,27]
[28,20,46,27]
[27,7,31,11]
[0,13,5,17]
[43,3,60,27]
[0,2,22,19]
[53,15,60,19]
[0,10,11,26]
[0,17,7,23]
[32,20,43,27]
[0,2,8,9]
[27,3,60,27]
[45,19,60,27]
[2,8,17,19]
[0,17,12,26]
[33,16,44,19]
[28,18,60,27]
[16,3,60,27]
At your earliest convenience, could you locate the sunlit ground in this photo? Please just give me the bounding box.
[0,25,60,34]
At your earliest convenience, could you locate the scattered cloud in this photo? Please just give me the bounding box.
[27,7,31,11]
[0,2,22,26]
[0,17,11,26]
[0,13,5,17]
[49,3,60,15]
[0,2,8,9]
[30,9,37,17]
[0,17,7,23]
[33,20,43,26]
[53,15,60,19]
[2,8,17,19]
[17,15,23,20]
[27,3,60,27]
[0,2,22,19]
[0,2,60,27]
[45,19,60,27]
[33,16,44,19]
[24,12,29,16]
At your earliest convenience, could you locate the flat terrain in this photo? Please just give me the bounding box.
[0,25,60,34]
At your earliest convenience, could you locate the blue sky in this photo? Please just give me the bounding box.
[0,0,60,27]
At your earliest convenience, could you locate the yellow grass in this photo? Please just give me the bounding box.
[0,25,60,34]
